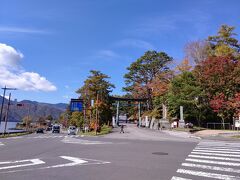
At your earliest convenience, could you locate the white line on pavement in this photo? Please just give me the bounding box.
[171,176,192,180]
[193,149,240,154]
[196,147,240,152]
[191,152,240,157]
[0,142,4,146]
[0,159,45,170]
[188,154,240,162]
[182,163,240,174]
[176,169,240,180]
[186,158,240,166]
[0,156,110,174]
[50,156,87,168]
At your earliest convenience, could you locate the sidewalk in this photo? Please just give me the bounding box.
[104,124,199,142]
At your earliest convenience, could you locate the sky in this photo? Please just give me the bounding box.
[0,0,240,104]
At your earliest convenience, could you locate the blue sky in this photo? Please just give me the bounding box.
[0,0,240,104]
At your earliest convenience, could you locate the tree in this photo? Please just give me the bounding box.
[194,55,240,125]
[70,111,84,128]
[22,116,32,129]
[167,71,204,125]
[76,70,115,126]
[37,116,46,126]
[123,50,173,109]
[207,25,240,57]
[46,115,53,121]
[184,40,209,64]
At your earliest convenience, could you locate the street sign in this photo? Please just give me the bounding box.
[70,99,83,112]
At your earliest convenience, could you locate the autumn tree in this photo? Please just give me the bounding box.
[194,55,240,126]
[76,70,115,126]
[207,24,240,57]
[123,51,173,109]
[69,111,84,128]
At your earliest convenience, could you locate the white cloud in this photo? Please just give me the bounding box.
[115,39,155,50]
[0,26,49,34]
[0,43,57,91]
[97,50,120,59]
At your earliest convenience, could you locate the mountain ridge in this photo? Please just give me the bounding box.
[0,96,68,122]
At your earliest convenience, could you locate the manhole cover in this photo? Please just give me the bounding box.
[152,152,168,155]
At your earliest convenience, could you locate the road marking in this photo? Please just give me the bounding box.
[171,176,192,180]
[188,154,240,162]
[186,158,240,166]
[191,151,240,157]
[177,169,240,180]
[0,159,45,170]
[196,147,240,151]
[62,137,112,145]
[50,156,87,168]
[0,156,110,174]
[182,163,240,174]
[173,141,240,179]
[193,149,240,154]
[0,142,4,146]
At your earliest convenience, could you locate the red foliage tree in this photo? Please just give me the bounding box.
[195,55,240,122]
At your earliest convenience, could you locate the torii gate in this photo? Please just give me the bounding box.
[109,96,148,126]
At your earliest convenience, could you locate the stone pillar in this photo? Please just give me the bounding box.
[179,106,185,128]
[116,101,119,126]
[162,104,167,119]
[138,102,141,126]
[112,116,116,127]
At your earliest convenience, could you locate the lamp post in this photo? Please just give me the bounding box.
[0,86,17,128]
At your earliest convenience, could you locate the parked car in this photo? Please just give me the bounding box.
[68,126,77,135]
[36,128,44,133]
[52,124,60,133]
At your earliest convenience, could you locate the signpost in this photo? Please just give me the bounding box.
[70,99,83,112]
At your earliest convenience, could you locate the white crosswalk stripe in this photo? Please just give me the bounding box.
[172,141,240,179]
[62,136,112,145]
[0,142,4,146]
[30,135,80,139]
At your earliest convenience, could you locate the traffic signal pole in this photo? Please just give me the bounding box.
[0,85,6,127]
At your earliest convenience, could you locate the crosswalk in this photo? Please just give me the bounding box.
[0,142,4,146]
[30,135,80,139]
[62,136,112,145]
[172,141,240,180]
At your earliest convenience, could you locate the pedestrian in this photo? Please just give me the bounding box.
[120,124,124,133]
[158,122,160,130]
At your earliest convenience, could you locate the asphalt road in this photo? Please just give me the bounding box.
[1,126,238,180]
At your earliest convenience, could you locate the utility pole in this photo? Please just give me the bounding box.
[0,86,17,129]
[95,93,99,135]
[3,93,11,135]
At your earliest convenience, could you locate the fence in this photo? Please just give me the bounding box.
[207,123,231,130]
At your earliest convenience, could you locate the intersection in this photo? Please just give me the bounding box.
[0,125,240,180]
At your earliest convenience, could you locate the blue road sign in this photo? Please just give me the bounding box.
[70,99,83,112]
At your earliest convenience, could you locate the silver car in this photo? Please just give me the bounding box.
[68,126,77,135]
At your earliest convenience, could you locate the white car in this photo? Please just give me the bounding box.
[68,126,77,135]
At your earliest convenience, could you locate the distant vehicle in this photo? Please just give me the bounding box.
[46,126,52,131]
[52,124,60,133]
[68,126,77,135]
[36,128,44,134]
[184,123,194,128]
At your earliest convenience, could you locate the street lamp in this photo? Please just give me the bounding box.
[0,86,17,128]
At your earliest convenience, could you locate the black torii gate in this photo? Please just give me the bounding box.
[109,96,148,126]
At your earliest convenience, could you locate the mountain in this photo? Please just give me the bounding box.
[0,97,68,122]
